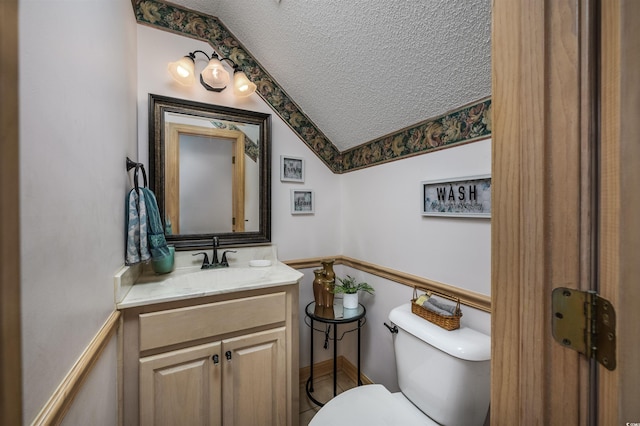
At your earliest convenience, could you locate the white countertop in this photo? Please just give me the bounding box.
[116,245,303,309]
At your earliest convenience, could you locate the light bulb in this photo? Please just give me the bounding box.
[176,65,190,78]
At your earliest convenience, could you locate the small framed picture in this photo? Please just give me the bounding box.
[280,155,305,183]
[290,189,314,214]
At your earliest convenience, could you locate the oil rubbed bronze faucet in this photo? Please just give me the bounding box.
[193,237,237,269]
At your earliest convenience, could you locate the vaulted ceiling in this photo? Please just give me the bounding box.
[137,0,492,170]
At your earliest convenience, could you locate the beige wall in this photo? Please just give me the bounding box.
[19,0,137,422]
[339,140,491,389]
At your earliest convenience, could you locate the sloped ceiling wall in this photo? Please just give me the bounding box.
[134,0,491,172]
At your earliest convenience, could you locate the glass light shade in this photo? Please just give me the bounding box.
[167,56,195,86]
[200,58,230,91]
[233,71,257,97]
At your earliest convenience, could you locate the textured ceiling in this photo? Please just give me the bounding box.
[167,0,491,151]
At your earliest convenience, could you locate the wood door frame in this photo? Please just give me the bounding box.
[492,0,593,423]
[0,0,22,425]
[165,123,246,233]
[493,0,640,423]
[599,1,640,423]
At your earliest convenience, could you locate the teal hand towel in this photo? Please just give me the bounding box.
[140,187,170,260]
[125,188,150,265]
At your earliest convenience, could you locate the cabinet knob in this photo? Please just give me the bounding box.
[225,351,232,361]
[212,354,219,364]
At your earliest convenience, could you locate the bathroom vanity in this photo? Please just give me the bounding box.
[116,246,303,426]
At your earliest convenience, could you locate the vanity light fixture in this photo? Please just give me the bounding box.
[167,50,257,97]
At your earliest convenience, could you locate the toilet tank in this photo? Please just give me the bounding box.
[389,303,490,426]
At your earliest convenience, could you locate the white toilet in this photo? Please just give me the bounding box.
[309,302,491,426]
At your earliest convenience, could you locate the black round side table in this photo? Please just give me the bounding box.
[304,301,366,407]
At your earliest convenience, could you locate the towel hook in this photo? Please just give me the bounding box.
[126,157,147,191]
[126,157,138,172]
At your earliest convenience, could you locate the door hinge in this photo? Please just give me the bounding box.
[552,287,616,370]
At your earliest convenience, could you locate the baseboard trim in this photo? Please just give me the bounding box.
[284,255,491,313]
[31,310,121,426]
[300,356,373,386]
[340,356,374,385]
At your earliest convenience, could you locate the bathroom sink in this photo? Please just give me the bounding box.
[118,259,303,309]
[161,265,274,290]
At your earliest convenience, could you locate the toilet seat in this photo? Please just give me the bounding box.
[308,384,437,426]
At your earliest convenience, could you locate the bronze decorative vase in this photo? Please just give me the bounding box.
[320,258,336,307]
[322,278,335,308]
[321,258,336,283]
[312,268,326,306]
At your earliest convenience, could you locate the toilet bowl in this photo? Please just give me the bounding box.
[309,384,437,425]
[309,302,490,426]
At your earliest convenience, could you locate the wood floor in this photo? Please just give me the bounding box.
[299,370,357,426]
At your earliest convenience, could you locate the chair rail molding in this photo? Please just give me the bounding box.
[284,255,491,313]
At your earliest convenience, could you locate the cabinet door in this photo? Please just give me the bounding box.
[140,341,222,426]
[222,327,287,426]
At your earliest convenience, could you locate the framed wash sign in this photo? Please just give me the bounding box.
[421,174,491,218]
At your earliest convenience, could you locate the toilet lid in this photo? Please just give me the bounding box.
[309,384,437,426]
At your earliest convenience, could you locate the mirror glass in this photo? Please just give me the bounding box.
[149,94,271,249]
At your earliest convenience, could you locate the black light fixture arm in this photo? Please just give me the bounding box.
[219,56,240,71]
[187,50,240,70]
[187,50,211,61]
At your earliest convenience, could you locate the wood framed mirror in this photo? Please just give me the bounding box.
[149,94,271,249]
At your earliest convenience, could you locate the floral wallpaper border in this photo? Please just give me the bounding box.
[341,98,491,172]
[135,0,491,174]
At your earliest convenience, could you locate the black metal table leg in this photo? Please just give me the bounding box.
[309,317,314,392]
[358,318,362,385]
[333,323,338,396]
[305,316,325,407]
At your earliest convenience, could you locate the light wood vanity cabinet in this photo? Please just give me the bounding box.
[121,285,299,426]
[139,341,222,425]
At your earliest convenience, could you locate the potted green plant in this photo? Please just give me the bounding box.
[333,275,375,309]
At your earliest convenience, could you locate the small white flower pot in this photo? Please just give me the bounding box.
[343,293,359,309]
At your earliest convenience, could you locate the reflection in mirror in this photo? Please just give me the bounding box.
[149,94,271,249]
